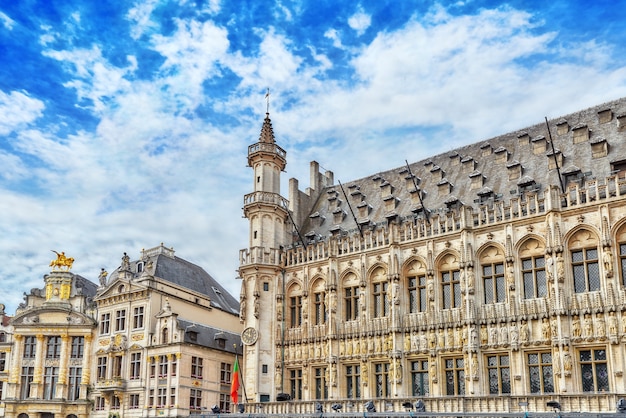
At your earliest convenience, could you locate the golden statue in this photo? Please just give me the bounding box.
[50,250,74,271]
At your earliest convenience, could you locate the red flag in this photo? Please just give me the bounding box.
[231,357,240,404]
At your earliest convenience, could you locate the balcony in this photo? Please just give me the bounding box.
[95,377,126,392]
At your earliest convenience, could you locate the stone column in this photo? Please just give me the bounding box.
[80,334,92,400]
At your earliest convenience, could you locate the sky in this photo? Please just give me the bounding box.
[1,0,626,315]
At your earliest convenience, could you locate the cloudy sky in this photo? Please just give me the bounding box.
[1,0,626,314]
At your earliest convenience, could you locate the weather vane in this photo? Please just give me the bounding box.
[265,88,270,114]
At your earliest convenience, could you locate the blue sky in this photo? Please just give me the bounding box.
[1,0,626,314]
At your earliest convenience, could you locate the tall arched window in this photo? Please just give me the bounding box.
[405,259,427,313]
[519,238,547,299]
[569,229,600,293]
[439,254,461,309]
[480,246,506,304]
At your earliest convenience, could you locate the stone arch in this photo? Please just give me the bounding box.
[368,264,387,283]
[516,235,547,256]
[476,244,507,304]
[402,257,428,313]
[565,227,601,293]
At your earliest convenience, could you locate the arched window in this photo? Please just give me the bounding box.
[616,225,626,286]
[405,259,427,313]
[342,273,360,321]
[311,279,327,326]
[371,267,388,318]
[519,238,547,299]
[569,229,600,293]
[287,283,303,328]
[439,254,461,309]
[479,246,506,304]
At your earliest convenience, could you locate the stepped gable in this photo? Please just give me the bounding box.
[178,318,241,353]
[300,96,626,238]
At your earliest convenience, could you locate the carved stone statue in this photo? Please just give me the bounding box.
[98,268,108,286]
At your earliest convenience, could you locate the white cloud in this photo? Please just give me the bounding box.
[0,90,45,135]
[0,11,15,30]
[348,6,371,36]
[127,0,161,39]
[324,28,343,48]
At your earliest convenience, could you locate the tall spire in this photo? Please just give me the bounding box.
[259,113,275,144]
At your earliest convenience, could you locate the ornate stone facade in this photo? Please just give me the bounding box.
[239,98,626,413]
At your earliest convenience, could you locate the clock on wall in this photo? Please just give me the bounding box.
[241,327,258,345]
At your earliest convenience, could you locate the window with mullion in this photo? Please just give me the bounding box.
[409,275,427,313]
[445,357,465,395]
[23,336,37,359]
[314,291,327,325]
[346,364,361,399]
[46,336,62,359]
[344,286,359,321]
[374,362,391,397]
[483,262,505,304]
[527,352,553,393]
[71,336,85,358]
[315,367,328,399]
[486,354,510,394]
[289,368,302,400]
[411,359,429,396]
[290,296,302,328]
[373,281,389,318]
[441,269,461,309]
[572,248,600,293]
[43,366,59,400]
[580,349,609,392]
[68,366,82,401]
[522,256,546,299]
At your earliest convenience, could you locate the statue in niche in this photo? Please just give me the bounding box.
[428,331,436,350]
[339,340,345,356]
[609,311,619,335]
[385,334,393,351]
[346,339,353,356]
[455,327,463,348]
[393,360,402,383]
[489,325,497,345]
[499,323,509,346]
[506,263,515,289]
[563,346,572,376]
[596,314,606,340]
[545,255,554,282]
[556,254,565,282]
[480,325,488,346]
[459,269,466,293]
[572,315,581,339]
[603,247,614,278]
[583,314,593,338]
[354,339,360,355]
[466,267,475,293]
[361,362,368,385]
[541,318,551,341]
[469,326,478,348]
[471,353,479,380]
[510,323,519,346]
[437,329,445,349]
[447,327,454,348]
[520,320,530,344]
[404,334,411,352]
[429,359,437,383]
[551,318,558,339]
[553,350,561,376]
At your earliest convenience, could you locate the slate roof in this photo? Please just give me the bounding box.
[107,247,239,316]
[298,97,626,239]
[178,318,241,353]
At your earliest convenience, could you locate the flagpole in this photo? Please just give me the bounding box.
[234,344,248,407]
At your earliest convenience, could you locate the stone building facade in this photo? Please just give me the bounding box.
[90,244,242,418]
[1,244,242,418]
[239,98,626,413]
[2,260,98,418]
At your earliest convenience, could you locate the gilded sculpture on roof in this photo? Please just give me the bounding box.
[50,250,74,271]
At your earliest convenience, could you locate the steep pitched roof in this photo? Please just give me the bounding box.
[298,97,626,239]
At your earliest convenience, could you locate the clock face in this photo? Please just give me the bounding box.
[242,327,258,345]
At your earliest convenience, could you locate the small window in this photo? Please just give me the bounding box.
[262,364,268,373]
[263,282,269,291]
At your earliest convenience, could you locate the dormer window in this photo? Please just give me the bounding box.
[137,262,144,273]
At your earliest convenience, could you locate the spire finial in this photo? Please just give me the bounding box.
[265,88,270,114]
